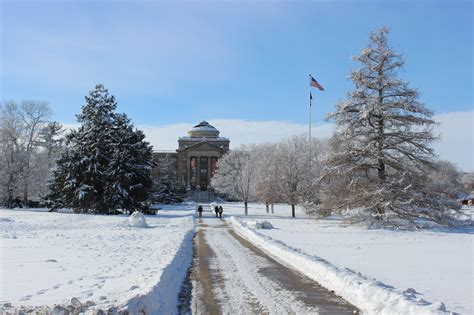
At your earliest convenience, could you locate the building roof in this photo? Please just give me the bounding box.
[188,120,220,138]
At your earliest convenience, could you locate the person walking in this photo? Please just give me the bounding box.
[197,205,203,218]
[218,205,223,218]
[214,205,219,218]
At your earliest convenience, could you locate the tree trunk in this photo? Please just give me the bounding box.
[23,183,28,205]
[244,201,248,216]
[271,203,274,214]
[291,204,295,218]
[377,73,386,183]
[265,203,269,213]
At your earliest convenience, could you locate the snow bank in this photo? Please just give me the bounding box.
[120,228,195,314]
[243,220,274,230]
[227,216,448,315]
[127,211,148,227]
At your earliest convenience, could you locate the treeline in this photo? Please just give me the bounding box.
[211,137,326,217]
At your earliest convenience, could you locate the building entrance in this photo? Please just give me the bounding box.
[199,157,208,190]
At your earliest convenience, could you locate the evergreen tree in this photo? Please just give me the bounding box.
[323,28,460,226]
[48,84,153,214]
[151,156,182,205]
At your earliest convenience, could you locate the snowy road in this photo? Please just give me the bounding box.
[189,216,358,314]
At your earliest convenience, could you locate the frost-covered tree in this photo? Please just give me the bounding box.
[151,156,183,204]
[212,146,257,215]
[299,138,329,216]
[323,28,460,226]
[0,101,24,207]
[19,100,52,203]
[460,172,474,193]
[254,143,281,214]
[425,160,463,199]
[29,122,65,201]
[275,135,310,218]
[0,100,55,208]
[48,84,154,214]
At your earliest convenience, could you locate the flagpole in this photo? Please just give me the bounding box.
[308,75,312,174]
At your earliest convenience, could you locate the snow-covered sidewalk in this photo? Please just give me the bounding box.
[191,215,357,313]
[0,206,196,313]
[222,203,473,314]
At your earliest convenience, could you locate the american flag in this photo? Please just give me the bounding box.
[309,75,324,91]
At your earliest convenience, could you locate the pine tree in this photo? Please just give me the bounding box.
[48,84,153,214]
[323,28,460,226]
[151,156,182,205]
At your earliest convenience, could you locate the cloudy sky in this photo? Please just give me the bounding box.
[1,0,472,170]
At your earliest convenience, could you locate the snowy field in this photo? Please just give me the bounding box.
[222,203,473,314]
[0,206,196,313]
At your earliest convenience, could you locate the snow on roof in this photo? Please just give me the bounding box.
[179,136,229,141]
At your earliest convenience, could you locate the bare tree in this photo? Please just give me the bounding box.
[254,143,281,214]
[0,101,24,207]
[275,135,309,218]
[0,100,55,207]
[460,172,474,193]
[19,100,52,203]
[212,146,257,215]
[32,122,64,198]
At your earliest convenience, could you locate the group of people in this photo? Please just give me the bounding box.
[197,204,224,218]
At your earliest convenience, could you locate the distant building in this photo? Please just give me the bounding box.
[152,121,230,192]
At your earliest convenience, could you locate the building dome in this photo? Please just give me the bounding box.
[188,120,220,138]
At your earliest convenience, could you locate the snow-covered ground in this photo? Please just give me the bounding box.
[1,202,471,313]
[0,206,196,313]
[222,203,473,314]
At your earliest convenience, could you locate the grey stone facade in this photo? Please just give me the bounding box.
[152,121,229,192]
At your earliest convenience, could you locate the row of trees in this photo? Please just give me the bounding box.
[212,28,467,227]
[0,100,63,208]
[212,136,326,217]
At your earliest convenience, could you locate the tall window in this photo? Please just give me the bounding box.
[190,157,197,188]
[200,157,208,190]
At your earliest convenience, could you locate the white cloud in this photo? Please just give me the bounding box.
[61,110,473,172]
[432,111,473,172]
[139,119,334,151]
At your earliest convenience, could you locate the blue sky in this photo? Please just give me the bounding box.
[1,0,473,169]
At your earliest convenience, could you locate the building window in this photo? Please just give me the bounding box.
[190,157,197,188]
[200,157,208,190]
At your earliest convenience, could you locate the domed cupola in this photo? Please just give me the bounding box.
[187,120,220,138]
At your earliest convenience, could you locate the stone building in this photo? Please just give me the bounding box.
[152,121,230,193]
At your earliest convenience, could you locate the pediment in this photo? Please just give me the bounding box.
[185,141,223,152]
